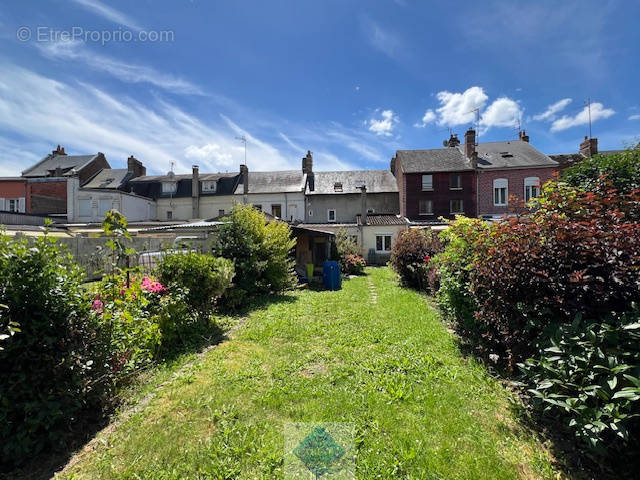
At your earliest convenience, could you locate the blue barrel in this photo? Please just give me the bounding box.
[322,260,342,290]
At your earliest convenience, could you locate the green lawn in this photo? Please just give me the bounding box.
[59,268,558,479]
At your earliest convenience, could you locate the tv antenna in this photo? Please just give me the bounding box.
[465,107,480,144]
[585,98,592,138]
[235,135,247,164]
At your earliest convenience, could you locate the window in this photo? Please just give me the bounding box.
[367,207,375,214]
[419,199,433,215]
[79,199,91,217]
[162,181,177,194]
[327,209,336,222]
[421,174,433,191]
[254,204,262,212]
[350,235,359,245]
[8,199,18,212]
[524,177,541,202]
[218,209,225,217]
[450,173,462,190]
[167,210,173,220]
[98,198,112,216]
[201,180,217,193]
[271,204,282,217]
[333,182,343,192]
[493,178,508,206]
[450,199,464,214]
[376,234,392,252]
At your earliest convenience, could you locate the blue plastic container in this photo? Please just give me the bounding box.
[322,260,342,290]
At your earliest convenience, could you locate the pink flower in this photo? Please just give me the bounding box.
[92,299,104,314]
[141,276,167,294]
[423,255,431,264]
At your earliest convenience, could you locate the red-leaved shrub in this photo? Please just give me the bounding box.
[390,228,442,291]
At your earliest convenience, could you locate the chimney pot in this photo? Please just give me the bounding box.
[580,137,598,157]
[519,130,530,143]
[302,150,313,174]
[240,164,249,195]
[127,155,146,178]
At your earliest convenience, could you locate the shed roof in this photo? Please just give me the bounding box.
[82,168,130,189]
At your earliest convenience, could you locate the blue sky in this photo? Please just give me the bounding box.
[0,0,638,176]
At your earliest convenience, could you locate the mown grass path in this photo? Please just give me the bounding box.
[59,268,557,479]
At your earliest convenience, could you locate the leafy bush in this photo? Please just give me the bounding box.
[389,228,442,291]
[562,144,640,193]
[334,229,366,275]
[520,309,640,454]
[432,217,492,329]
[158,252,234,314]
[216,204,296,295]
[0,233,107,466]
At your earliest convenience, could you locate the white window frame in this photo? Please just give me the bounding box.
[524,177,540,202]
[327,209,336,222]
[201,180,217,193]
[450,199,464,214]
[7,199,19,212]
[162,181,177,194]
[419,199,433,215]
[450,173,462,190]
[375,233,393,253]
[421,174,433,191]
[493,178,508,206]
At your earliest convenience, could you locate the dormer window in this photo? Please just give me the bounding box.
[162,181,177,194]
[202,180,217,193]
[334,182,343,192]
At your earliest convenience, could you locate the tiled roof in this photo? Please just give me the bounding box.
[82,168,130,189]
[396,148,472,173]
[474,141,557,169]
[235,170,305,194]
[362,214,409,226]
[22,154,101,177]
[306,170,397,195]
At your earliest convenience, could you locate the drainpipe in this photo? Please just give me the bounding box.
[192,165,200,219]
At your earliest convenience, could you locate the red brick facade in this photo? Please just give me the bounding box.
[476,167,557,216]
[27,180,68,214]
[402,170,476,221]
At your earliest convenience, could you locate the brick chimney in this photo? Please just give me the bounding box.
[390,156,396,176]
[580,136,598,157]
[52,145,66,156]
[240,164,249,195]
[302,150,313,174]
[519,130,530,143]
[127,155,146,179]
[192,165,200,218]
[447,134,460,147]
[464,128,476,158]
[360,185,367,226]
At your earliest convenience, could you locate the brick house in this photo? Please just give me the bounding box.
[392,134,476,222]
[20,145,110,215]
[0,177,27,213]
[392,129,559,221]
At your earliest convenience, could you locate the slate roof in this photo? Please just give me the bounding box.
[82,168,130,189]
[306,170,398,195]
[22,154,101,178]
[235,171,305,195]
[397,140,557,173]
[129,173,240,199]
[395,148,472,173]
[474,141,557,169]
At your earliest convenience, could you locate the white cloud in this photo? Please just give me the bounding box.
[481,97,522,130]
[435,86,488,126]
[551,103,615,132]
[629,114,640,121]
[533,98,572,121]
[361,17,403,60]
[368,109,398,137]
[414,109,436,128]
[70,0,143,31]
[37,40,202,95]
[0,63,292,175]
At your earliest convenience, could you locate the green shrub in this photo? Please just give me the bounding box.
[520,309,640,455]
[432,217,492,328]
[0,233,107,466]
[216,204,296,295]
[158,252,234,314]
[389,228,441,291]
[562,144,640,193]
[334,229,366,275]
